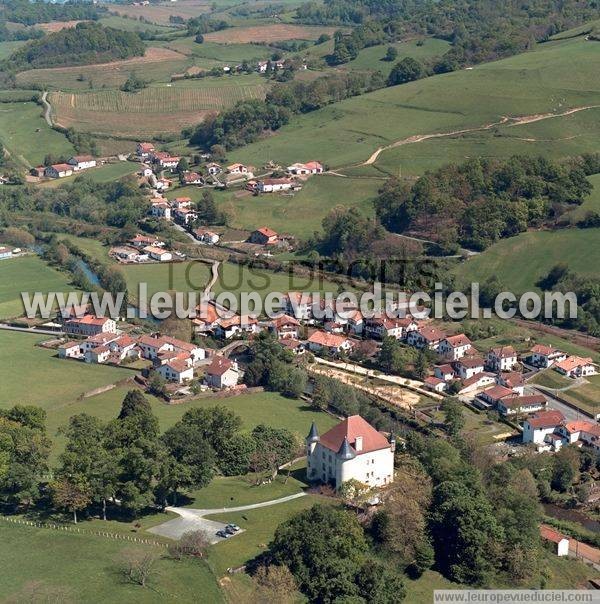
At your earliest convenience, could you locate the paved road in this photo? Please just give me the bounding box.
[0,323,64,336]
[529,385,593,422]
[148,492,306,543]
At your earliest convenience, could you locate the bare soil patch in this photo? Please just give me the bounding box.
[36,20,85,33]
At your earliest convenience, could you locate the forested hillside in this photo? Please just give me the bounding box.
[0,0,102,26]
[8,22,145,70]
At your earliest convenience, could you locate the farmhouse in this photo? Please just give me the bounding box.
[284,292,316,321]
[138,334,205,364]
[249,226,279,245]
[453,356,484,380]
[477,384,515,407]
[307,330,353,355]
[364,317,415,340]
[529,344,567,368]
[434,364,456,381]
[486,346,518,372]
[227,163,250,175]
[172,196,192,209]
[424,376,448,393]
[438,334,472,360]
[206,162,222,175]
[153,152,180,169]
[173,208,198,225]
[205,356,239,389]
[213,315,259,339]
[64,315,116,337]
[257,178,294,193]
[287,161,324,175]
[45,163,73,179]
[193,228,220,245]
[557,420,600,451]
[306,415,395,490]
[496,371,525,394]
[150,202,171,221]
[144,246,172,262]
[130,234,164,248]
[267,314,300,339]
[554,356,597,378]
[137,142,155,158]
[67,155,97,171]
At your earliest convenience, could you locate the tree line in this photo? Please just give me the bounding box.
[1,0,103,26]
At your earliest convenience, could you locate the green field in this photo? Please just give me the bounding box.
[0,102,75,167]
[40,161,140,187]
[161,37,272,66]
[558,374,600,413]
[0,40,26,60]
[0,255,75,320]
[170,173,381,238]
[226,36,600,170]
[564,173,600,223]
[453,227,600,294]
[99,14,179,34]
[0,522,222,603]
[530,369,574,390]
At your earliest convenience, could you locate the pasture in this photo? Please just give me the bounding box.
[209,173,381,239]
[0,255,75,320]
[452,228,600,294]
[226,36,600,169]
[49,78,266,136]
[16,47,189,91]
[109,0,213,26]
[0,102,75,167]
[161,38,272,65]
[0,40,26,60]
[39,161,139,187]
[0,522,222,603]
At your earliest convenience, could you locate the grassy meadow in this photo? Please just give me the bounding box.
[0,102,75,167]
[0,522,222,603]
[0,255,75,320]
[227,36,600,169]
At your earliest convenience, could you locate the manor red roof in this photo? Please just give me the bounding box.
[319,415,389,455]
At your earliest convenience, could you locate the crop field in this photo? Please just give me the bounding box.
[452,227,600,294]
[98,14,178,34]
[39,161,140,188]
[16,47,189,91]
[210,173,381,238]
[0,102,75,168]
[204,23,341,44]
[161,37,272,65]
[109,0,213,25]
[227,37,600,169]
[49,80,266,136]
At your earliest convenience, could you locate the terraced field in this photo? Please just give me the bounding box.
[49,80,266,136]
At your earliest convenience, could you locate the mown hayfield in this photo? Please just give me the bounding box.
[204,23,340,44]
[16,47,189,91]
[39,161,140,188]
[227,37,600,169]
[0,255,75,320]
[99,14,178,34]
[0,102,75,167]
[110,0,212,26]
[452,227,600,294]
[49,81,266,136]
[160,37,272,65]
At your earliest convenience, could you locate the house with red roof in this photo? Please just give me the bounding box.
[406,326,446,352]
[306,415,395,490]
[156,355,194,383]
[67,155,97,171]
[438,334,473,360]
[257,178,294,193]
[64,315,116,337]
[249,227,279,245]
[496,394,547,417]
[45,163,73,179]
[522,410,566,446]
[486,346,518,372]
[266,314,300,339]
[205,356,239,389]
[554,356,597,378]
[307,330,353,356]
[136,142,155,158]
[529,344,567,368]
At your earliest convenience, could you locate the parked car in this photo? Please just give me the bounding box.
[216,530,230,538]
[226,523,240,532]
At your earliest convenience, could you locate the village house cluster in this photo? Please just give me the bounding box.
[31,155,98,180]
[110,234,183,264]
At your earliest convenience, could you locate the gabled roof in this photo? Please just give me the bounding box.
[526,410,565,429]
[206,355,235,376]
[444,334,472,347]
[417,326,446,342]
[307,330,349,348]
[489,345,517,358]
[555,356,594,372]
[270,314,300,329]
[499,394,546,409]
[49,163,72,171]
[319,415,390,455]
[531,344,564,356]
[455,356,484,368]
[255,226,277,238]
[480,384,514,401]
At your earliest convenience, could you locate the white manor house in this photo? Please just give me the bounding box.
[305,415,395,490]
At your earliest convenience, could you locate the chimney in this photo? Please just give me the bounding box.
[355,436,363,452]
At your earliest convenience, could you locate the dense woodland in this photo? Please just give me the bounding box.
[374,154,598,251]
[7,22,145,71]
[0,0,102,26]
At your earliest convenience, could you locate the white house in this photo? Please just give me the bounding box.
[193,228,220,245]
[64,315,116,337]
[307,331,353,356]
[434,364,456,382]
[267,314,300,340]
[45,163,73,179]
[206,162,221,175]
[144,246,172,262]
[58,341,82,359]
[522,410,565,445]
[156,356,194,383]
[554,356,597,378]
[67,155,97,171]
[257,178,294,193]
[306,415,395,490]
[287,161,323,175]
[205,356,239,389]
[226,163,249,175]
[150,202,172,221]
[496,394,547,417]
[453,356,484,380]
[529,344,567,368]
[486,346,518,372]
[137,142,155,159]
[406,326,446,351]
[0,245,14,259]
[438,334,472,360]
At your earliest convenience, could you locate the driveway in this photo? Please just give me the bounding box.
[147,492,306,543]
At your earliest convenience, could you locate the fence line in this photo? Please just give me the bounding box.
[0,515,168,548]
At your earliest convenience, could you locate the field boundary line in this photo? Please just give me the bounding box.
[0,515,168,547]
